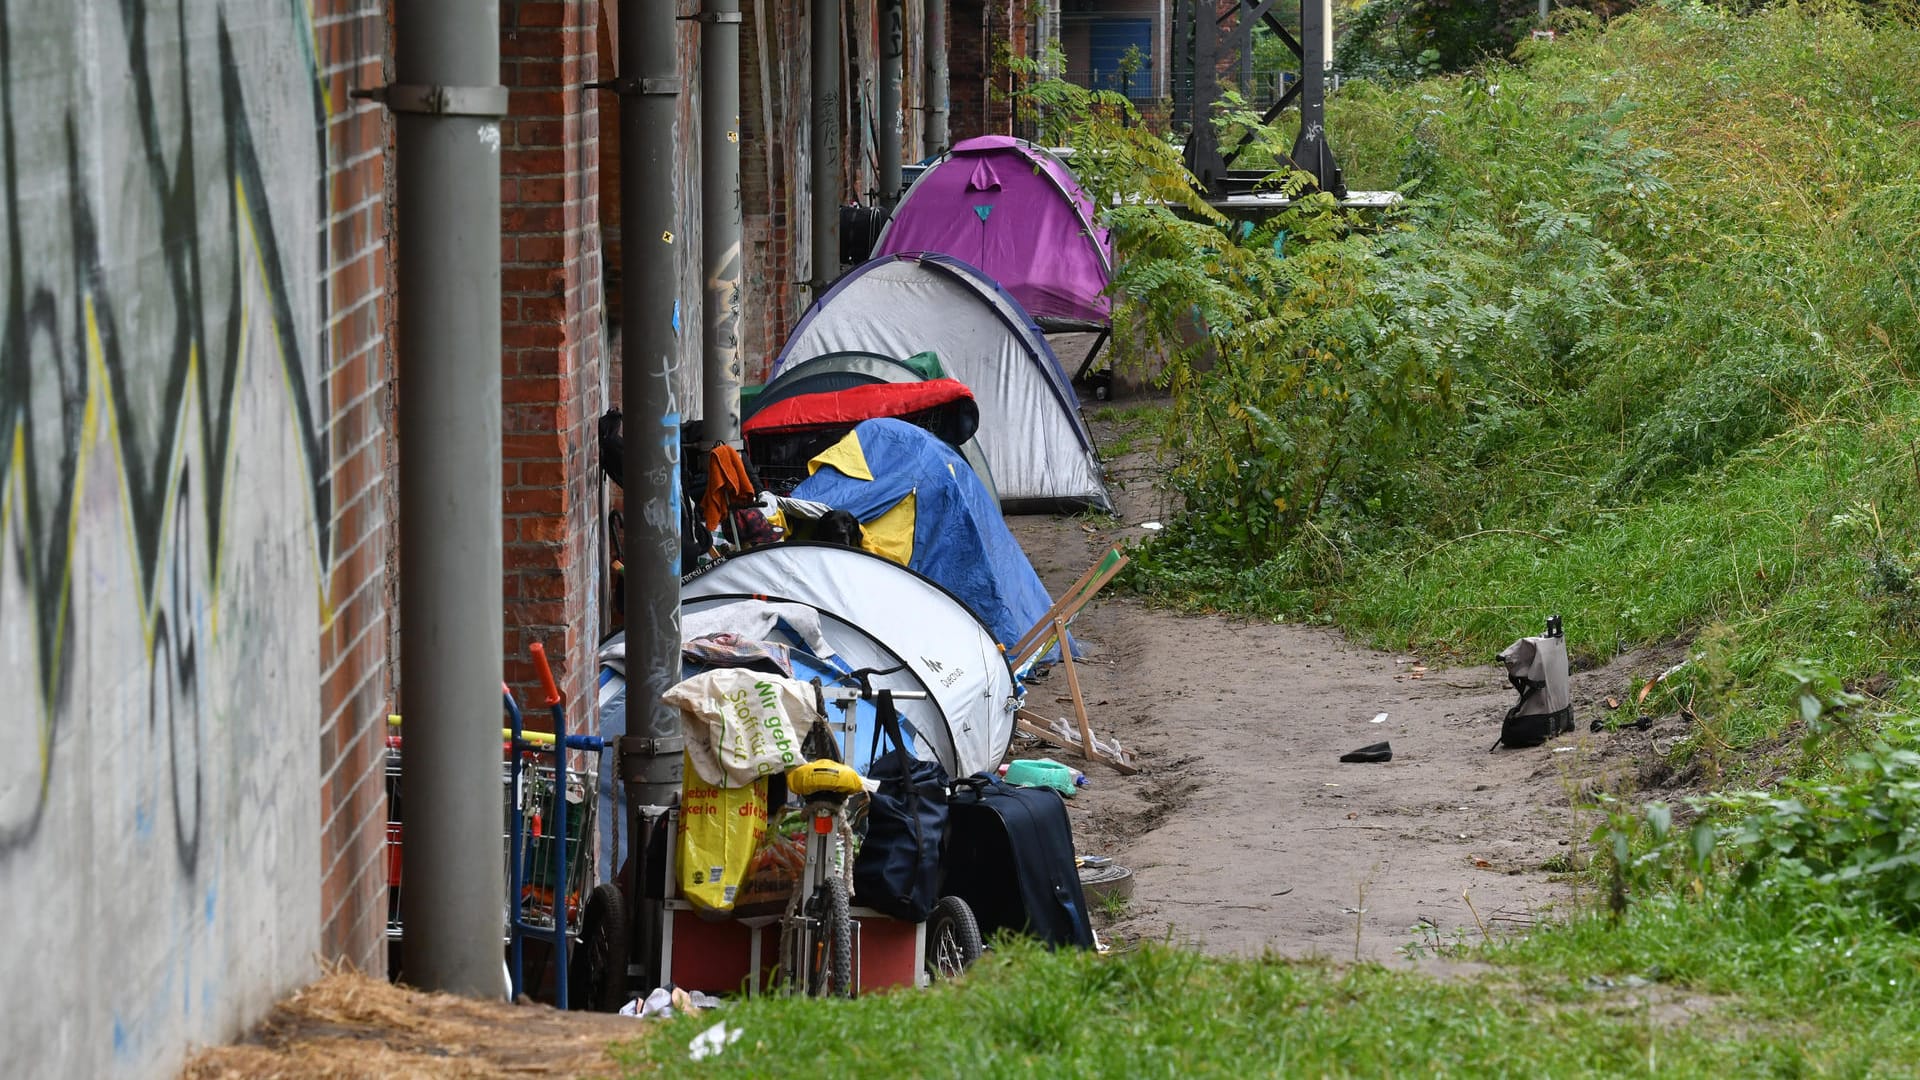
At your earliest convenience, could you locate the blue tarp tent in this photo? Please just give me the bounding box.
[793,418,1052,653]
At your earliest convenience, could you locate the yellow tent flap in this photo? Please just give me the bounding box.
[807,429,915,564]
[808,432,874,481]
[861,493,916,565]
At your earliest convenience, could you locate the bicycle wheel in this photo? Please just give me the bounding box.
[924,895,983,981]
[804,877,854,998]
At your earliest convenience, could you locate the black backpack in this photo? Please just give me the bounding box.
[852,691,949,922]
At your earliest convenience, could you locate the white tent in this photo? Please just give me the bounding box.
[682,542,1020,778]
[772,253,1112,513]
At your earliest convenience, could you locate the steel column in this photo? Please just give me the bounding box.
[392,0,508,997]
[1186,0,1345,197]
[1291,0,1343,194]
[880,0,905,207]
[924,0,948,153]
[619,0,685,819]
[811,0,844,292]
[1185,0,1225,192]
[701,0,744,446]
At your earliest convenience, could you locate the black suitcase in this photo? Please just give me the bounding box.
[943,777,1094,949]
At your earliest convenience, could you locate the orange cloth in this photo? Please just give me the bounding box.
[699,443,757,532]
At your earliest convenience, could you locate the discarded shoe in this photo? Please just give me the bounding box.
[1340,741,1392,763]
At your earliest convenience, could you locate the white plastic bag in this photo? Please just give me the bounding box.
[663,669,817,787]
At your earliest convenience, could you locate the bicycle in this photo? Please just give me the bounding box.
[777,667,928,998]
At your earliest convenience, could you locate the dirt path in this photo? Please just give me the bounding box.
[1007,405,1685,963]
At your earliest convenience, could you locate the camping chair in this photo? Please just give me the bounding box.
[1008,545,1137,775]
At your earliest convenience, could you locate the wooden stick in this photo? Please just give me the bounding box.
[1056,618,1099,762]
[1011,549,1131,669]
[1010,555,1107,661]
[1055,553,1129,627]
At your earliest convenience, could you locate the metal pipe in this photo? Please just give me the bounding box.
[701,0,743,445]
[879,0,904,207]
[811,0,843,293]
[620,0,685,819]
[393,0,507,997]
[924,0,948,153]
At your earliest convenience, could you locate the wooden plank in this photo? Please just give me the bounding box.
[1011,546,1130,669]
[1056,617,1099,762]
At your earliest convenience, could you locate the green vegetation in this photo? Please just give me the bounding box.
[622,909,1920,1075]
[1111,2,1920,760]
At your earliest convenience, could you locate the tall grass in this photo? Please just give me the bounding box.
[1132,2,1920,750]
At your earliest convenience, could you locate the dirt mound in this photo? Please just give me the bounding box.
[181,970,636,1079]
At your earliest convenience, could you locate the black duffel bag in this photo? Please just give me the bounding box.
[852,690,949,922]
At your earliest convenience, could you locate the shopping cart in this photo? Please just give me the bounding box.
[506,642,607,1007]
[382,643,606,1009]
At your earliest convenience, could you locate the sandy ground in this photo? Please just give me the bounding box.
[1008,386,1690,963]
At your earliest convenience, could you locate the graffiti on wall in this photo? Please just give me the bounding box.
[0,0,331,862]
[0,0,340,1072]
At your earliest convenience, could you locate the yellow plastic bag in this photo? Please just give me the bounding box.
[677,751,768,913]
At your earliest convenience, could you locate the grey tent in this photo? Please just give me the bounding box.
[771,253,1112,514]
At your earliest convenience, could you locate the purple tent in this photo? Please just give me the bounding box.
[874,136,1113,330]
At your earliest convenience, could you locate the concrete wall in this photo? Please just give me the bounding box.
[0,0,391,1075]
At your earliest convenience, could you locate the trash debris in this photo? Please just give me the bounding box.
[689,1020,742,1062]
[1339,742,1392,763]
[1552,746,1577,753]
[1004,757,1080,797]
[1637,659,1691,704]
[1605,696,1621,709]
[1039,714,1128,761]
[1584,974,1652,992]
[1472,857,1492,868]
[622,986,720,1019]
[1139,521,1163,531]
[1370,712,1389,724]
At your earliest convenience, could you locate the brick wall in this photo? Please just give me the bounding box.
[317,0,397,976]
[501,0,608,727]
[734,0,925,376]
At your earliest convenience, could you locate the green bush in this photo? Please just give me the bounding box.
[1114,2,1920,744]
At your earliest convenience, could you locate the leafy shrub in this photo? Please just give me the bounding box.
[1597,663,1920,927]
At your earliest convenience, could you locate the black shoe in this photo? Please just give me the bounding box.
[1340,741,1392,763]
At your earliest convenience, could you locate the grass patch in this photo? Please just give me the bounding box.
[618,905,1920,1077]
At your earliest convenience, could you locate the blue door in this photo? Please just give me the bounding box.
[1088,18,1153,100]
